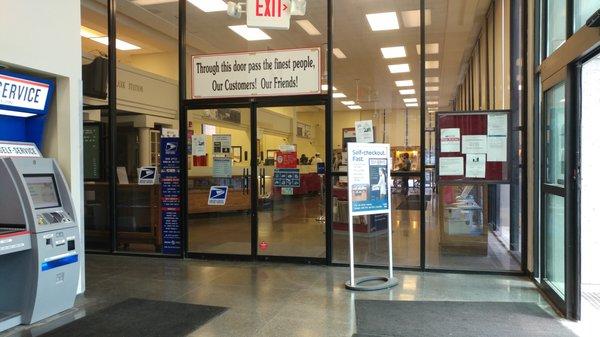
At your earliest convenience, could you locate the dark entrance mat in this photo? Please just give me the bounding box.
[354,300,577,337]
[41,298,227,337]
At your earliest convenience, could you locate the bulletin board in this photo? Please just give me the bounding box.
[435,110,512,184]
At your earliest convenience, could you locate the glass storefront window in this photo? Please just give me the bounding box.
[575,0,600,31]
[547,0,567,55]
[544,83,565,187]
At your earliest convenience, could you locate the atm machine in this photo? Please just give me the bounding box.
[0,142,80,332]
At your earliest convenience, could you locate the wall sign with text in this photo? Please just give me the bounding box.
[0,69,55,116]
[192,48,321,99]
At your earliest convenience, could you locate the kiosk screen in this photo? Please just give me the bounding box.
[24,175,61,209]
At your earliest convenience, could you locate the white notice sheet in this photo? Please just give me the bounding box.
[487,114,508,136]
[462,135,487,154]
[465,154,486,178]
[440,128,461,152]
[487,136,507,162]
[439,157,464,176]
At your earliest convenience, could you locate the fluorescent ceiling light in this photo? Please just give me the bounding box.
[188,0,227,12]
[416,43,439,55]
[427,101,439,105]
[296,20,321,35]
[399,89,416,95]
[321,84,337,91]
[426,76,439,83]
[388,64,410,74]
[400,9,431,28]
[425,86,439,92]
[348,105,362,110]
[333,92,347,98]
[229,25,271,41]
[404,98,418,103]
[341,101,356,105]
[80,26,103,38]
[366,12,400,31]
[0,109,36,118]
[333,48,347,59]
[395,80,414,87]
[381,46,406,59]
[425,60,439,69]
[89,37,141,50]
[405,103,419,107]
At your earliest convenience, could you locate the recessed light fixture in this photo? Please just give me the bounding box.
[395,80,414,87]
[388,64,410,73]
[321,84,338,91]
[341,101,356,105]
[80,26,103,38]
[406,103,419,107]
[333,92,347,98]
[425,76,439,83]
[348,105,362,110]
[228,25,271,41]
[366,12,400,31]
[296,19,321,35]
[381,46,406,59]
[425,60,439,69]
[89,37,141,50]
[333,48,347,59]
[399,89,416,95]
[188,0,227,12]
[400,9,431,28]
[416,43,439,54]
[404,98,418,103]
[425,86,439,92]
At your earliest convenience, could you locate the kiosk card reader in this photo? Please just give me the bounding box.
[0,142,80,332]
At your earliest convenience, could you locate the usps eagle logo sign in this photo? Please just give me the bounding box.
[208,186,228,205]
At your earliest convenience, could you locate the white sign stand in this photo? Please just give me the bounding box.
[345,142,399,291]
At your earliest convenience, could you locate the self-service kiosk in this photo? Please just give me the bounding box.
[0,142,80,332]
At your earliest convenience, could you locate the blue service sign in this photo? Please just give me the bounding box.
[317,162,325,174]
[0,69,55,116]
[273,168,301,188]
[208,186,228,205]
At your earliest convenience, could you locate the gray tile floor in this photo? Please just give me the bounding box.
[2,255,577,337]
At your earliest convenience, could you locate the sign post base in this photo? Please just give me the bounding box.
[345,275,399,291]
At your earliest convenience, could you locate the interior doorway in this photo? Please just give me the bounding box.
[185,100,327,261]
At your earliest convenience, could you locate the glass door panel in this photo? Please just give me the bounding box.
[256,105,326,258]
[187,108,252,255]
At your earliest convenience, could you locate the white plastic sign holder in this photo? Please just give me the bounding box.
[345,142,399,291]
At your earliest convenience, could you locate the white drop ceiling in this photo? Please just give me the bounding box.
[81,0,491,113]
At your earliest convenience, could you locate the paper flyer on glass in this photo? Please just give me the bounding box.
[347,142,390,215]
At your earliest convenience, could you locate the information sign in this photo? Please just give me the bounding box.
[160,138,181,255]
[273,168,300,188]
[347,143,391,215]
[208,186,228,205]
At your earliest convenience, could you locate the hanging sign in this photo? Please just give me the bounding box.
[191,48,320,99]
[273,168,301,188]
[191,134,207,156]
[0,70,54,115]
[347,142,391,215]
[213,134,232,156]
[355,120,374,143]
[247,0,292,30]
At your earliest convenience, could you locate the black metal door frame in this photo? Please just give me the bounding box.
[182,96,329,264]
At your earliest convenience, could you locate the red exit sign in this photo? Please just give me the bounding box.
[247,0,291,30]
[255,0,288,18]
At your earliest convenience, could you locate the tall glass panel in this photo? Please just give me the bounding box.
[331,0,422,267]
[187,108,252,255]
[114,0,179,254]
[544,83,565,187]
[257,106,326,258]
[547,0,567,55]
[544,194,565,297]
[574,0,600,31]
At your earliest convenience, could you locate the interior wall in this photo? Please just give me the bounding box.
[0,0,84,292]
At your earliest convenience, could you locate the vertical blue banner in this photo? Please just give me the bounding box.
[160,137,181,255]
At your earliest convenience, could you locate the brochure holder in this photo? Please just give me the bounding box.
[345,142,398,291]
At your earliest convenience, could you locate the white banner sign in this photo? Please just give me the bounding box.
[0,142,41,158]
[247,0,292,30]
[192,48,321,99]
[0,72,51,112]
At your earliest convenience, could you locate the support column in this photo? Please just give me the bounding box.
[138,127,151,166]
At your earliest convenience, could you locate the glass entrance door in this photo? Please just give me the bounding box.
[187,107,252,256]
[256,105,326,258]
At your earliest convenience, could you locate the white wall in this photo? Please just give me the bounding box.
[0,0,84,292]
